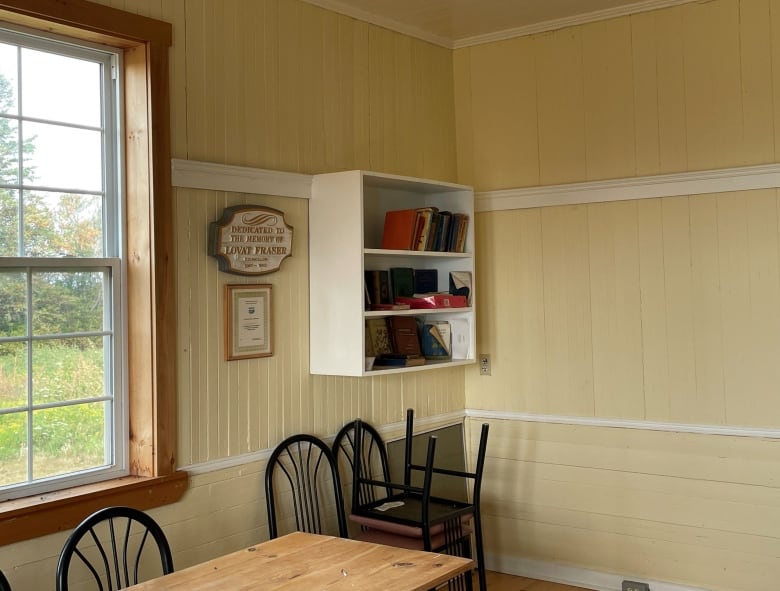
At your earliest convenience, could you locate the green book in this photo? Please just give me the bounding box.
[390,267,414,301]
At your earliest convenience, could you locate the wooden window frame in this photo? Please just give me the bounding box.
[0,0,186,546]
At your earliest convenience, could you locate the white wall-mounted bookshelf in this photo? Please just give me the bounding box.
[309,170,476,376]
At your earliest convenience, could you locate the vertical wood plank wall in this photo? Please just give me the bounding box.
[160,0,464,476]
[0,1,465,589]
[6,1,780,591]
[456,1,780,589]
[169,0,462,463]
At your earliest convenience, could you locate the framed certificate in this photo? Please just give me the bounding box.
[224,284,272,360]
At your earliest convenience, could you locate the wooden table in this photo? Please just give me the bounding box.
[126,531,473,590]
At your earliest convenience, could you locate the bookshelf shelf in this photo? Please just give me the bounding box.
[364,249,471,258]
[364,307,473,319]
[309,170,476,377]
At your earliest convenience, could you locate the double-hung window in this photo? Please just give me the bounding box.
[0,27,126,499]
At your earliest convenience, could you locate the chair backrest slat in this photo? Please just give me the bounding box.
[0,569,12,591]
[265,433,348,539]
[56,506,174,591]
[333,419,392,510]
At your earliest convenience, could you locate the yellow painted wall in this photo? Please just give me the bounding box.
[457,1,780,589]
[456,0,780,190]
[6,1,780,590]
[169,0,463,465]
[0,1,464,589]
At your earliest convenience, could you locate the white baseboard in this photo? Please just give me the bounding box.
[486,552,713,591]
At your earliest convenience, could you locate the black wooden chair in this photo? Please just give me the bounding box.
[351,409,489,591]
[0,569,12,591]
[55,505,174,591]
[332,418,392,525]
[265,433,348,538]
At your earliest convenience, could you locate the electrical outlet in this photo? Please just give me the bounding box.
[622,581,650,591]
[479,354,491,376]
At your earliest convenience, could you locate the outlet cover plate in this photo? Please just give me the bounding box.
[479,354,491,375]
[622,581,650,591]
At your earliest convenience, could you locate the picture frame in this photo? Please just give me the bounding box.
[224,283,272,360]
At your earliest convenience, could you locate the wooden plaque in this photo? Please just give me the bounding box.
[209,205,293,275]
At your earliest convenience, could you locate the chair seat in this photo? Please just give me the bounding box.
[350,492,474,555]
[355,522,474,551]
[353,492,473,528]
[349,511,473,539]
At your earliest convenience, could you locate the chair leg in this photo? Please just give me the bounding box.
[442,536,473,591]
[473,513,486,591]
[444,568,472,591]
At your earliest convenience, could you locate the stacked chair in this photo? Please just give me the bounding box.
[332,418,393,522]
[334,409,489,591]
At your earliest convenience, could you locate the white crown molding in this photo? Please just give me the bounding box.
[454,0,699,48]
[300,0,452,48]
[465,409,780,439]
[301,0,696,50]
[487,552,712,591]
[171,158,780,218]
[171,159,313,199]
[475,163,780,212]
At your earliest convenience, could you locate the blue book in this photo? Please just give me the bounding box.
[421,322,451,359]
[413,269,438,294]
[436,211,452,251]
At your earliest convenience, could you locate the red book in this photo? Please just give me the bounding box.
[394,294,468,309]
[387,316,422,356]
[381,209,418,250]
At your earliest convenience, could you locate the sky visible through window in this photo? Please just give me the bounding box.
[0,42,102,192]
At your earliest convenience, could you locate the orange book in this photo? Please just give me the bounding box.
[381,209,417,250]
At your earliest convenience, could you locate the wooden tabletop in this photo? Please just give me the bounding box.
[126,531,473,590]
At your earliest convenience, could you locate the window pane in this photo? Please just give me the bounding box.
[0,117,19,185]
[23,192,103,257]
[0,43,17,116]
[0,271,25,339]
[23,122,101,191]
[0,189,19,255]
[0,411,27,486]
[32,402,107,479]
[0,341,26,409]
[31,337,104,404]
[0,29,121,497]
[21,48,101,127]
[31,271,105,334]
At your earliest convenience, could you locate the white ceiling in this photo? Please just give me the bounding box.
[302,0,695,48]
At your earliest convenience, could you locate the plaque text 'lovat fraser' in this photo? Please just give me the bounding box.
[209,205,293,275]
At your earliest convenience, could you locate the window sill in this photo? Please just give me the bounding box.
[0,471,188,546]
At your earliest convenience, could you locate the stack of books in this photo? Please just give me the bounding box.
[365,315,425,367]
[380,207,469,253]
[364,269,471,310]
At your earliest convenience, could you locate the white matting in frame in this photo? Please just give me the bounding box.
[224,284,272,360]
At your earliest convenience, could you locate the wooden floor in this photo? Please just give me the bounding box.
[482,571,589,590]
